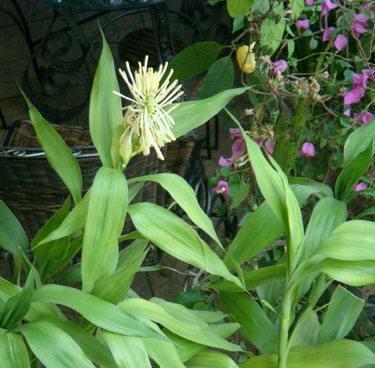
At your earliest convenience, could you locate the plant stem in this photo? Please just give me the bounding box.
[278,288,293,368]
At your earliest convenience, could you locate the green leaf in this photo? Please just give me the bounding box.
[311,259,375,287]
[316,220,375,261]
[23,97,82,204]
[92,239,148,303]
[128,173,221,246]
[82,167,128,292]
[186,350,238,368]
[37,191,90,245]
[227,0,253,17]
[89,29,122,167]
[289,308,319,348]
[21,321,95,368]
[198,56,235,98]
[102,333,152,368]
[212,263,286,292]
[119,297,240,352]
[170,87,248,139]
[303,198,347,258]
[220,292,278,354]
[33,284,162,339]
[170,41,223,81]
[319,286,364,343]
[0,201,28,256]
[290,0,304,20]
[287,40,295,58]
[240,339,375,368]
[335,143,373,200]
[128,202,242,287]
[45,317,117,368]
[289,177,333,204]
[344,120,375,164]
[142,338,185,368]
[0,332,30,368]
[260,18,286,54]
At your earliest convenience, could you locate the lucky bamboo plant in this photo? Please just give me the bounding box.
[0,32,246,367]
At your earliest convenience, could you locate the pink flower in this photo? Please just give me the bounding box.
[218,156,232,167]
[229,128,242,139]
[264,139,274,154]
[352,14,368,37]
[231,139,245,160]
[344,109,351,117]
[272,60,288,76]
[343,72,368,105]
[334,34,347,50]
[363,68,375,81]
[321,0,337,16]
[354,182,368,192]
[353,112,374,125]
[322,27,335,42]
[296,19,310,30]
[305,0,314,5]
[213,180,230,198]
[300,142,316,158]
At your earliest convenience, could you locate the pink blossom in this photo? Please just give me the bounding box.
[322,27,335,42]
[363,68,375,80]
[229,128,242,139]
[272,60,288,76]
[296,19,310,30]
[354,182,368,192]
[305,0,314,5]
[344,109,351,117]
[264,139,274,154]
[321,0,337,16]
[352,14,368,37]
[218,156,232,167]
[334,34,347,50]
[353,112,374,125]
[343,72,368,105]
[213,180,230,198]
[231,139,246,160]
[300,142,316,158]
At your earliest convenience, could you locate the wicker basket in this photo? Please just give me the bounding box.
[0,121,195,238]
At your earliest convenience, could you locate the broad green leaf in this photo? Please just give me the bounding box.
[165,323,240,362]
[89,30,122,167]
[170,87,248,139]
[240,339,375,368]
[32,198,70,277]
[92,239,148,303]
[33,284,162,338]
[290,0,304,20]
[289,308,319,348]
[198,56,235,98]
[225,203,284,265]
[24,97,82,204]
[335,143,373,201]
[128,173,221,245]
[186,350,238,368]
[102,333,152,368]
[0,200,28,255]
[316,220,375,261]
[344,120,375,164]
[119,297,240,352]
[170,41,223,81]
[260,18,285,54]
[289,177,333,200]
[45,317,117,368]
[227,0,253,16]
[82,167,128,292]
[311,259,375,287]
[142,338,185,368]
[220,292,278,354]
[128,202,242,287]
[356,206,375,219]
[303,198,347,258]
[21,321,94,368]
[212,263,286,292]
[0,332,30,368]
[37,191,90,245]
[319,286,364,343]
